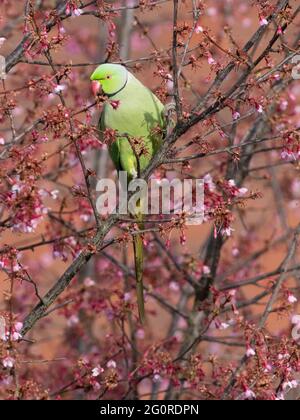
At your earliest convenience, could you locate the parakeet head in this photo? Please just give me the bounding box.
[90,64,128,96]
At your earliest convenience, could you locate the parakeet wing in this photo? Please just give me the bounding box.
[100,72,165,177]
[99,112,122,171]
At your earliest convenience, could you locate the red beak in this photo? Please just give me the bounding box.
[91,80,101,96]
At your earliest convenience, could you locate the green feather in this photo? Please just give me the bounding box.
[92,64,165,322]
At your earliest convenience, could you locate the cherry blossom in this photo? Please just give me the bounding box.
[241,389,256,400]
[259,17,268,26]
[107,360,117,369]
[246,347,256,357]
[195,25,204,34]
[2,357,15,369]
[287,294,297,304]
[92,366,104,377]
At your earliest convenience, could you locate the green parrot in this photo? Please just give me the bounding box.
[90,63,165,322]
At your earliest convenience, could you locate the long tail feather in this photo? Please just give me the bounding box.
[133,194,145,323]
[133,228,145,323]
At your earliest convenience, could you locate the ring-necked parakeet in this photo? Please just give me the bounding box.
[90,63,165,322]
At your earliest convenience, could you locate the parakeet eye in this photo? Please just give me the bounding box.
[106,75,111,79]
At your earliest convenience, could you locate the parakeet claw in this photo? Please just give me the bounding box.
[131,168,138,179]
[163,102,176,136]
[163,102,176,117]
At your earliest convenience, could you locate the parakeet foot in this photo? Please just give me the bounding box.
[163,102,176,136]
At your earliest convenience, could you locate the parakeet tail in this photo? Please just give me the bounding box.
[133,201,145,323]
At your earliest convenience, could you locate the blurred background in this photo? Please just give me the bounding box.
[0,0,300,399]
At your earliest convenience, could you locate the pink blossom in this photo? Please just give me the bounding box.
[107,360,117,369]
[238,187,248,196]
[40,135,49,143]
[2,357,15,369]
[54,84,67,94]
[259,18,268,26]
[84,277,95,287]
[256,104,264,113]
[264,364,272,373]
[281,149,296,161]
[14,322,23,332]
[207,55,216,65]
[195,25,204,34]
[279,99,288,112]
[72,8,83,17]
[80,214,91,222]
[219,322,230,330]
[178,317,187,329]
[241,389,256,400]
[136,329,145,339]
[288,294,297,304]
[7,322,23,341]
[283,380,298,391]
[91,366,104,377]
[278,353,289,360]
[232,247,240,257]
[50,190,59,200]
[203,174,216,191]
[153,374,162,383]
[291,315,300,325]
[222,227,235,237]
[12,331,22,341]
[67,315,79,326]
[169,281,180,291]
[203,265,211,275]
[124,292,131,302]
[110,100,121,110]
[246,346,256,357]
[232,111,241,120]
[174,331,183,342]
